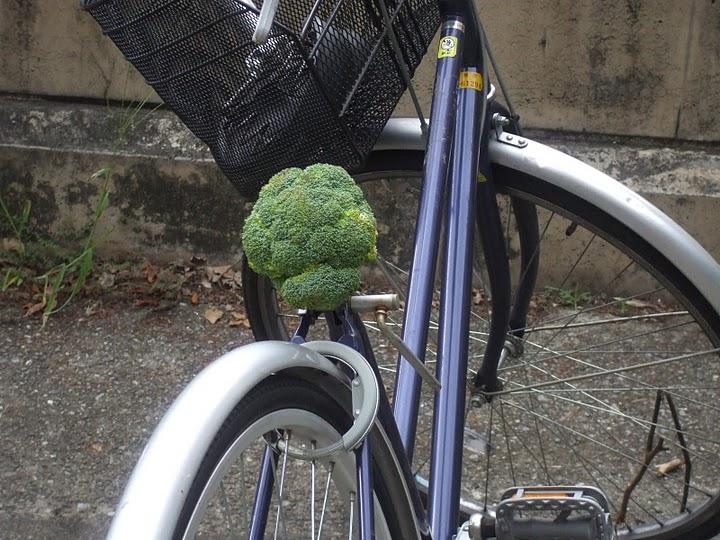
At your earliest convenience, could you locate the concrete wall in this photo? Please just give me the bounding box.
[2,0,719,141]
[2,99,720,267]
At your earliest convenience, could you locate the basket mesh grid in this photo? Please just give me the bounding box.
[82,0,440,198]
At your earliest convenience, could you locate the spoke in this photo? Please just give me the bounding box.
[505,393,670,525]
[525,310,690,333]
[498,348,720,489]
[348,491,355,540]
[376,256,408,303]
[509,211,556,313]
[500,400,714,497]
[316,461,334,540]
[514,332,720,415]
[311,441,316,540]
[605,259,635,290]
[492,348,720,396]
[558,233,597,290]
[273,430,291,540]
[519,355,553,484]
[501,398,715,499]
[497,399,517,485]
[497,352,720,481]
[482,404,494,512]
[508,382,720,449]
[520,290,671,371]
[516,287,666,335]
[502,320,695,373]
[490,400,553,486]
[505,385,719,393]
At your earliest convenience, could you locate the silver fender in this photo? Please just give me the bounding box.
[107,341,371,539]
[377,118,720,314]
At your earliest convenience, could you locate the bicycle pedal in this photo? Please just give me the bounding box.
[495,486,615,540]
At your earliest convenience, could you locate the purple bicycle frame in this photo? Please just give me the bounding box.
[392,14,490,540]
[250,13,490,540]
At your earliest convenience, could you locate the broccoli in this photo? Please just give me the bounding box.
[242,164,377,311]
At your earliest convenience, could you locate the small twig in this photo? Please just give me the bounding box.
[617,437,664,524]
[663,391,691,511]
[616,390,665,524]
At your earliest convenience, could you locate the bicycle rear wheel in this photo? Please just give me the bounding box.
[242,150,720,539]
[173,375,421,539]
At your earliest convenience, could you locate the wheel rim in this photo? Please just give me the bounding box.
[182,409,393,539]
[245,167,720,538]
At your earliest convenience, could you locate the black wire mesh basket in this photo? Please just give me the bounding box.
[81,0,440,198]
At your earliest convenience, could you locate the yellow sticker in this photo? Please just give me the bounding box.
[459,71,483,91]
[438,36,458,58]
[476,172,487,183]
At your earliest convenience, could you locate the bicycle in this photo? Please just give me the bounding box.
[82,0,720,538]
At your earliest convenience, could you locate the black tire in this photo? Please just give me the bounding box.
[173,375,421,539]
[242,150,720,539]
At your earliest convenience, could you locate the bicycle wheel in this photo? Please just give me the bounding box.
[242,150,720,539]
[172,374,421,539]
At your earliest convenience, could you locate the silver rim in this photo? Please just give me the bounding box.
[182,409,393,539]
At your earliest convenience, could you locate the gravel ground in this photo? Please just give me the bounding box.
[2,290,719,539]
[0,295,254,539]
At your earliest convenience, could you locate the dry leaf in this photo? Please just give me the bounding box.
[625,299,654,309]
[135,298,159,308]
[655,458,683,476]
[190,291,200,305]
[204,306,224,324]
[89,442,103,453]
[472,288,484,305]
[1,237,24,253]
[142,263,157,284]
[229,311,251,329]
[85,302,99,317]
[206,265,232,283]
[201,279,212,289]
[24,297,47,317]
[98,272,115,289]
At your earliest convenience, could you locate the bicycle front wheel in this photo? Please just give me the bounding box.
[242,150,720,539]
[172,375,421,539]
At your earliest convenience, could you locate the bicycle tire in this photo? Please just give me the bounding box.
[172,374,421,539]
[242,150,720,539]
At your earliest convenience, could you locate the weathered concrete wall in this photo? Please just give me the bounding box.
[0,99,246,260]
[2,1,719,140]
[1,98,719,269]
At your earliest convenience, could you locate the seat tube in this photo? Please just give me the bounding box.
[428,66,484,538]
[392,16,465,461]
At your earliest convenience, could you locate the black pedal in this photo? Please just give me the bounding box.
[494,486,614,540]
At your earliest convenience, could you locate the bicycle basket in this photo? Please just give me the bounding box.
[81,0,440,198]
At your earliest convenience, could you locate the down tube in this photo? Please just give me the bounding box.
[427,70,483,539]
[392,17,465,461]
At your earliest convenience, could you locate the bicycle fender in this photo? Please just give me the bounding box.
[106,340,368,540]
[376,118,720,315]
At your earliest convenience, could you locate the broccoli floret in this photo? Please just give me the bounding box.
[242,164,377,310]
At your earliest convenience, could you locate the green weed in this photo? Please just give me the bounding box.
[35,167,111,323]
[545,286,593,310]
[1,267,24,291]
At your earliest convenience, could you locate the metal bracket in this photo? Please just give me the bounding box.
[492,113,528,148]
[349,294,441,391]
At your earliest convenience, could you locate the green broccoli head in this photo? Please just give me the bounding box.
[242,164,377,311]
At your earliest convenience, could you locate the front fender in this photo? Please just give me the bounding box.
[107,341,347,539]
[376,118,720,314]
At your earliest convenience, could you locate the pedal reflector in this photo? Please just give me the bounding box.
[496,486,615,540]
